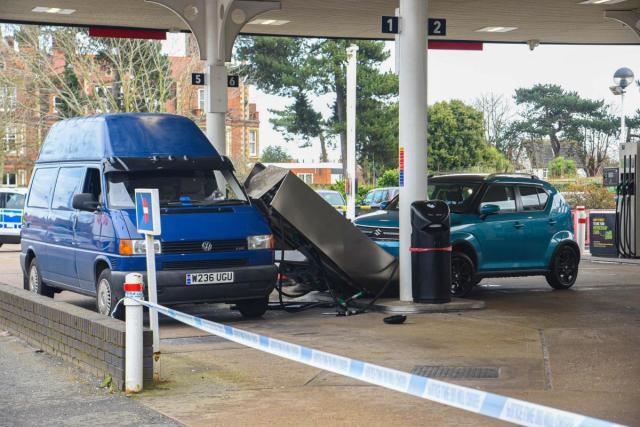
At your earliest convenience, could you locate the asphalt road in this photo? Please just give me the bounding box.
[1,244,639,426]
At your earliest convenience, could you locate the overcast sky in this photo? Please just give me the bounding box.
[164,35,640,163]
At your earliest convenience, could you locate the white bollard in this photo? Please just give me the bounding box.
[577,206,586,254]
[124,272,145,393]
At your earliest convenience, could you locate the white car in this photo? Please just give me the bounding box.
[0,187,26,247]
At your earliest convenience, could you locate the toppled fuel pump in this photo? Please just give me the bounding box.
[244,164,398,298]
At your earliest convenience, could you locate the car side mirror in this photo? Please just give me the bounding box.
[379,201,389,210]
[72,193,99,211]
[479,204,500,219]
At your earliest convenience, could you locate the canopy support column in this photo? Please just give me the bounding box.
[398,0,429,302]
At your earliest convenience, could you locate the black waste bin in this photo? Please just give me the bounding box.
[411,200,451,304]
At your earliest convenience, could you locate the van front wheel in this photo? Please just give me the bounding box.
[236,297,269,318]
[96,269,123,319]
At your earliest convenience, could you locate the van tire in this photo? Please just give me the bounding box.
[96,269,123,319]
[236,297,269,318]
[25,258,55,298]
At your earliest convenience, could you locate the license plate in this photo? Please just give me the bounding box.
[186,271,234,285]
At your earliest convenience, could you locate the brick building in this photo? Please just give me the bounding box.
[0,35,260,187]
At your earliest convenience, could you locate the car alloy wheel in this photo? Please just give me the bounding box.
[451,253,475,298]
[557,247,578,285]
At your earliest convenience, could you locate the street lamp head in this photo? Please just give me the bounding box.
[613,67,634,89]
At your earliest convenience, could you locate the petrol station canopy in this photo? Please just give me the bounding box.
[1,0,640,44]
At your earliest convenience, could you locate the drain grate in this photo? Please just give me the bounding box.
[411,366,500,379]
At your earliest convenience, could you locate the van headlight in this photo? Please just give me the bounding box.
[119,239,162,255]
[247,234,274,250]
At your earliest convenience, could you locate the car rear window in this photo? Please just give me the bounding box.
[520,186,549,211]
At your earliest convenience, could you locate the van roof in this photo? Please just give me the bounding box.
[37,113,219,163]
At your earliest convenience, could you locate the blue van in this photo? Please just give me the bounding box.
[21,113,277,318]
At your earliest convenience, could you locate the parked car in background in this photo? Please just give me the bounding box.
[21,113,277,318]
[316,189,346,214]
[357,187,399,215]
[0,187,27,247]
[354,174,579,297]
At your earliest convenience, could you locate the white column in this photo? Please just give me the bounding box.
[144,234,160,381]
[398,0,428,301]
[346,44,359,220]
[205,0,227,155]
[621,91,626,144]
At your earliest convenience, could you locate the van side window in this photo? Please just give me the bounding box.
[83,168,102,202]
[27,168,58,208]
[52,167,85,210]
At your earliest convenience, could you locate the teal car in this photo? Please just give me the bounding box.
[354,173,580,297]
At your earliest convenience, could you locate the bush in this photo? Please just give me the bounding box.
[562,183,615,210]
[377,169,399,187]
[549,156,576,178]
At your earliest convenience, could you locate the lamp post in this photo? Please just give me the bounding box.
[610,67,635,144]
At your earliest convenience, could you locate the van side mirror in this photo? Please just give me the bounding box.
[479,204,500,218]
[72,193,99,211]
[379,201,389,210]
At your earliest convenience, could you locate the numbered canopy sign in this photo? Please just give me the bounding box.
[428,18,446,36]
[191,73,205,85]
[227,75,239,88]
[381,16,399,34]
[135,189,161,235]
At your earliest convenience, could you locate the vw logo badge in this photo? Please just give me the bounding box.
[201,241,213,252]
[373,228,383,237]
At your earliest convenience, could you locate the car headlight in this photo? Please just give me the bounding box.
[119,239,162,255]
[247,234,274,250]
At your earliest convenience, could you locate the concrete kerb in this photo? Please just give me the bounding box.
[0,283,154,390]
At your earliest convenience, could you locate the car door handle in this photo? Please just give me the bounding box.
[548,219,557,226]
[514,222,525,229]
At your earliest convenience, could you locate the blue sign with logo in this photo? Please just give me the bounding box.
[135,189,161,235]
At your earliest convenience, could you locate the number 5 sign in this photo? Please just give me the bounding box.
[135,189,161,235]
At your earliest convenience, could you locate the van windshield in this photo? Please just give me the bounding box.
[107,169,248,208]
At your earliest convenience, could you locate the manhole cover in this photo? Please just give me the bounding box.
[411,366,500,379]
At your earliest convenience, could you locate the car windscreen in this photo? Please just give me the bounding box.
[107,169,247,208]
[319,192,345,206]
[384,181,479,213]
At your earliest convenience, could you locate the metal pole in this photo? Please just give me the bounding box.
[145,234,160,381]
[398,0,429,302]
[621,91,626,144]
[205,0,227,155]
[346,44,359,220]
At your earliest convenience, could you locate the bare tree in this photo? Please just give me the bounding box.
[473,93,513,150]
[0,25,175,121]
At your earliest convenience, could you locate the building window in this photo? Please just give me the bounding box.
[0,87,17,110]
[225,126,232,156]
[18,170,27,187]
[248,129,257,157]
[4,126,17,153]
[297,173,313,185]
[197,88,206,111]
[2,173,16,187]
[53,96,63,113]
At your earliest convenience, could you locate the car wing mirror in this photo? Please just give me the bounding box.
[72,193,99,211]
[479,204,500,219]
[379,201,389,210]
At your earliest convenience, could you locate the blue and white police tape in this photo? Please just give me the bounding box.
[137,299,624,427]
